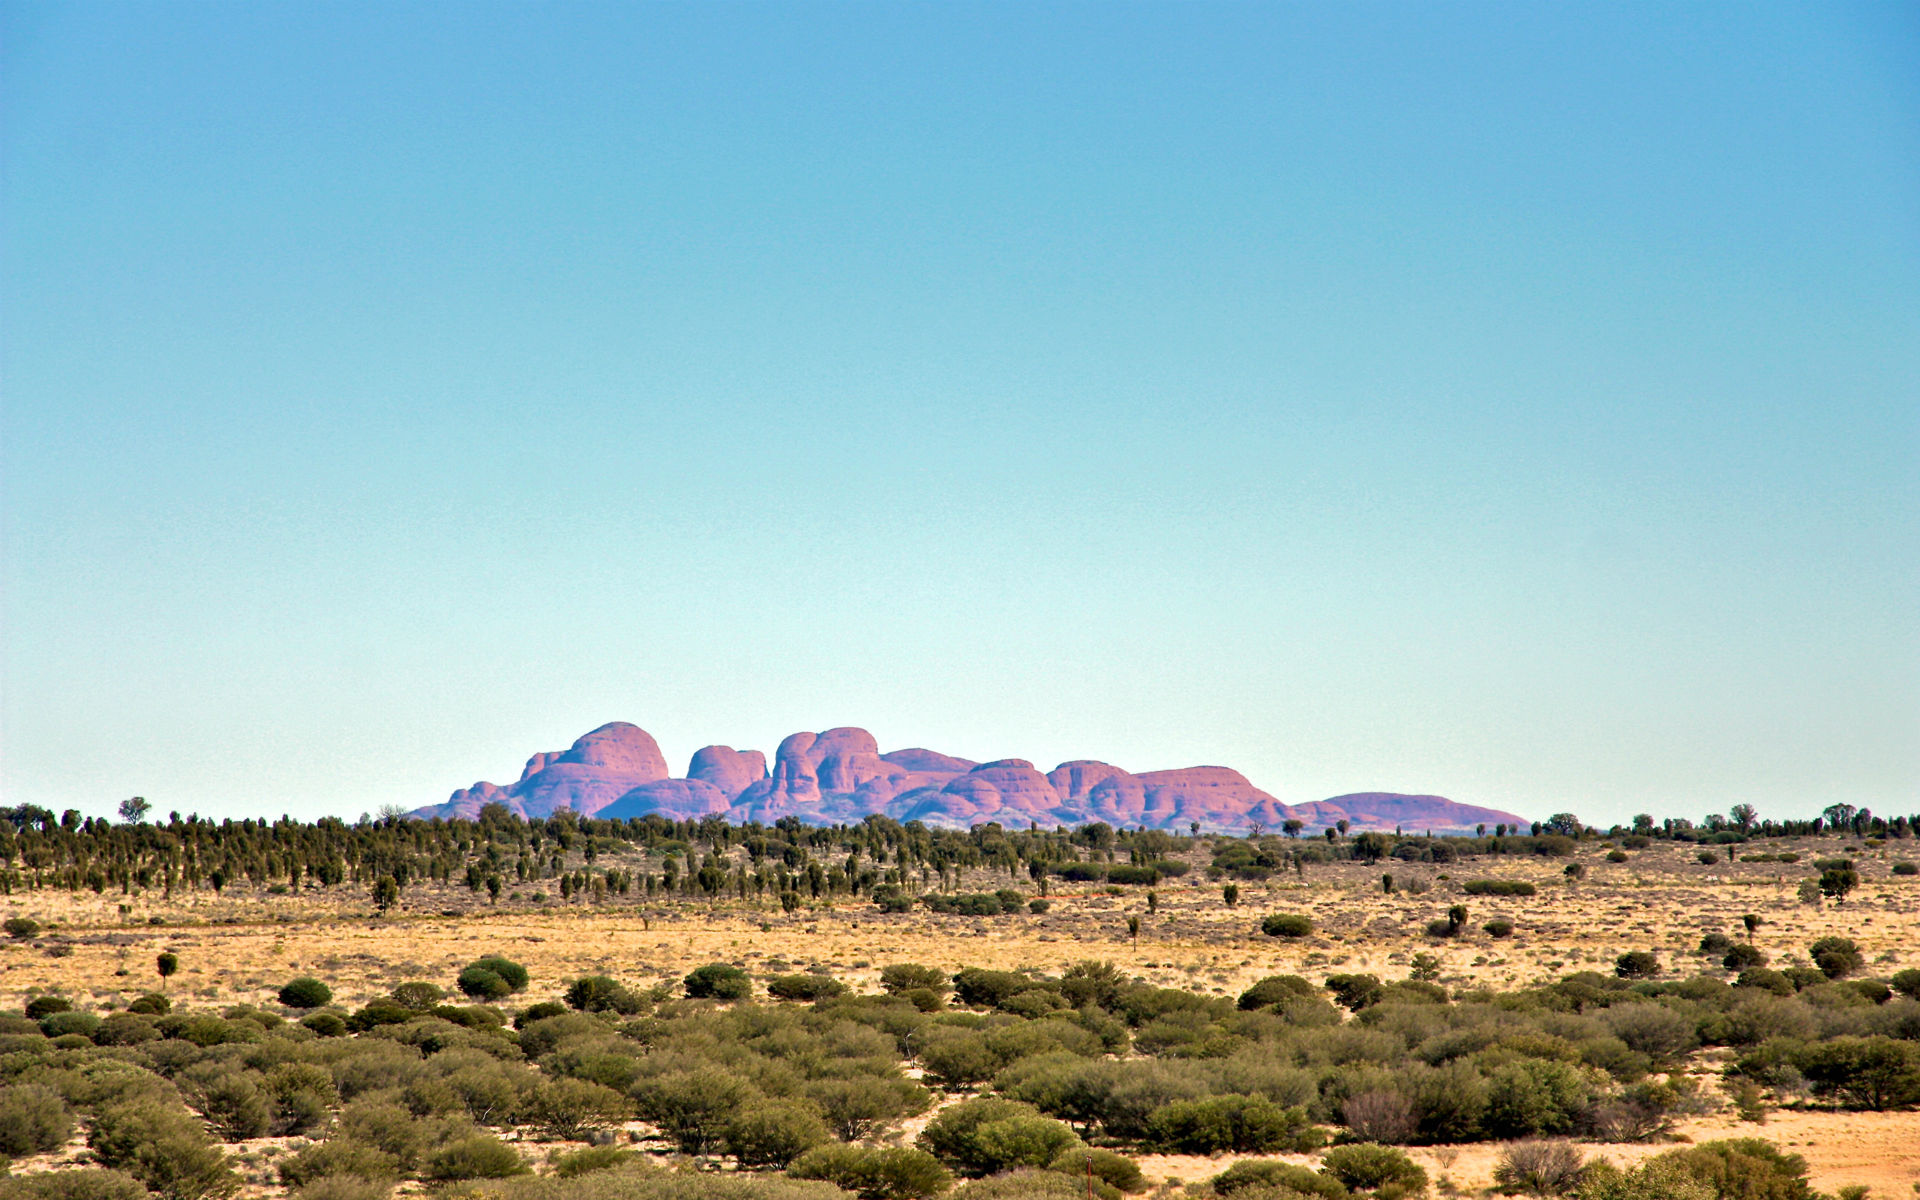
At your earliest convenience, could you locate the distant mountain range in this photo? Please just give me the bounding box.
[411,721,1529,836]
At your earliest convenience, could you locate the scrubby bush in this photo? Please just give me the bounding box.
[390,981,445,1009]
[1325,974,1387,1012]
[40,1010,101,1039]
[3,917,40,940]
[88,1101,238,1200]
[1722,944,1767,972]
[631,1068,758,1154]
[279,977,334,1009]
[724,1100,829,1167]
[564,975,643,1014]
[1261,913,1313,938]
[470,956,528,991]
[920,1098,1083,1176]
[1494,1140,1586,1196]
[685,963,752,1000]
[1211,1160,1347,1198]
[1795,1036,1920,1110]
[766,973,847,1001]
[1321,1143,1428,1194]
[1484,919,1514,938]
[1641,1138,1816,1200]
[529,1077,629,1140]
[22,996,69,1020]
[788,1144,953,1200]
[0,1083,72,1157]
[0,1169,151,1200]
[426,1134,528,1180]
[1809,936,1863,979]
[127,992,171,1015]
[302,1011,348,1037]
[551,1145,639,1178]
[1894,861,1918,876]
[1463,880,1536,897]
[881,964,950,995]
[457,965,514,1001]
[1145,1094,1324,1154]
[1614,953,1659,980]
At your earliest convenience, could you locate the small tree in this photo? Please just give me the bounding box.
[1222,883,1239,906]
[371,876,400,913]
[277,977,332,1009]
[156,952,179,989]
[118,796,151,824]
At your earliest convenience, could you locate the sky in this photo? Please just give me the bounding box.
[3,2,1916,829]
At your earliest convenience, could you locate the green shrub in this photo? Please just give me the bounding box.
[1890,968,1920,999]
[1893,861,1918,876]
[631,1068,759,1154]
[880,964,950,995]
[426,1134,528,1180]
[0,1169,151,1200]
[1325,974,1387,1012]
[551,1145,639,1178]
[788,1144,953,1200]
[530,1077,629,1140]
[515,1000,569,1027]
[684,963,752,1000]
[469,956,529,991]
[1052,1148,1145,1195]
[1028,899,1051,914]
[1146,1095,1325,1154]
[1320,1143,1427,1194]
[127,992,171,1016]
[1484,919,1514,938]
[1613,952,1660,980]
[0,1082,72,1157]
[3,917,40,940]
[1211,1159,1348,1198]
[1572,1158,1714,1200]
[278,977,334,1008]
[390,981,445,1009]
[1643,1138,1816,1200]
[457,965,513,1001]
[1809,936,1863,979]
[1462,880,1536,896]
[302,1012,348,1037]
[92,1012,160,1046]
[22,996,69,1020]
[185,1068,272,1141]
[920,1098,1082,1176]
[40,1010,101,1039]
[1239,974,1318,1010]
[766,973,847,1001]
[564,975,643,1014]
[1606,850,1629,864]
[724,1099,828,1167]
[88,1101,239,1200]
[288,1178,393,1200]
[1794,1036,1920,1110]
[1262,913,1313,938]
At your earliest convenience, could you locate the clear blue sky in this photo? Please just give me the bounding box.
[4,2,1916,828]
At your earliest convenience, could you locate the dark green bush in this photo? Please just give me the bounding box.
[469,956,529,991]
[1809,936,1863,979]
[1722,943,1767,971]
[564,975,643,1014]
[767,973,847,1001]
[457,965,513,1001]
[685,962,752,1000]
[919,1098,1082,1176]
[1325,974,1387,1012]
[1320,1143,1427,1194]
[1614,952,1660,980]
[1890,968,1920,999]
[1261,913,1313,938]
[789,1144,953,1200]
[1145,1095,1324,1154]
[301,1011,348,1037]
[3,917,40,940]
[1644,1138,1816,1200]
[530,1077,629,1140]
[1484,919,1514,938]
[126,992,171,1016]
[274,978,331,1009]
[1893,861,1918,876]
[880,964,949,995]
[1462,880,1536,896]
[1211,1159,1347,1198]
[22,996,69,1020]
[0,1169,151,1200]
[1795,1036,1920,1110]
[39,1010,101,1039]
[390,981,445,1009]
[631,1068,759,1154]
[550,1145,638,1178]
[1052,1147,1144,1196]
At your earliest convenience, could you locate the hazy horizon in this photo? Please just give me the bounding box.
[5,3,1916,829]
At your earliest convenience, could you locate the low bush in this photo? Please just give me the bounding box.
[919,1098,1083,1176]
[1494,1140,1586,1196]
[1614,952,1659,980]
[1893,861,1918,876]
[425,1134,528,1180]
[1147,1094,1324,1154]
[0,1083,72,1157]
[457,965,514,1001]
[1809,936,1863,979]
[3,917,40,940]
[1463,880,1536,896]
[685,963,752,1000]
[0,1169,151,1200]
[278,977,334,1009]
[22,996,69,1020]
[766,973,847,1001]
[551,1145,639,1178]
[1261,913,1313,938]
[725,1100,829,1168]
[1321,1143,1428,1194]
[880,964,949,995]
[1211,1159,1347,1198]
[789,1144,953,1200]
[564,975,644,1014]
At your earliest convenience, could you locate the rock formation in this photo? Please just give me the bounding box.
[414,720,1529,834]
